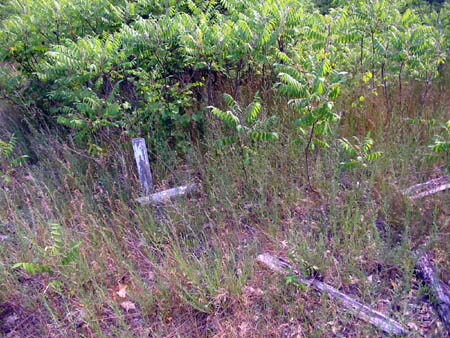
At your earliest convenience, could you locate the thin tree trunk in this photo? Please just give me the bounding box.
[233,59,243,101]
[305,119,318,187]
[398,62,403,112]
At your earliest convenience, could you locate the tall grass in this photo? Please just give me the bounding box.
[0,78,449,336]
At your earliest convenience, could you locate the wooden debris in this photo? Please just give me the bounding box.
[413,249,450,332]
[132,138,199,206]
[409,183,450,200]
[132,138,154,196]
[257,252,408,336]
[136,183,199,205]
[403,176,450,200]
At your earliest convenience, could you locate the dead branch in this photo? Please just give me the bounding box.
[257,252,408,336]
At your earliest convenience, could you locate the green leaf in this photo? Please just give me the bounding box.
[329,85,340,99]
[222,93,239,112]
[361,137,374,153]
[278,72,306,98]
[210,107,239,128]
[245,101,261,125]
[247,132,278,141]
[61,241,82,266]
[216,136,238,147]
[312,138,328,148]
[366,152,382,161]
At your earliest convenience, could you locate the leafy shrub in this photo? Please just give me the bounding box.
[0,0,447,158]
[277,56,346,184]
[210,92,278,178]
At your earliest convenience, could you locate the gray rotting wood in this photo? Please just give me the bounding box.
[413,249,450,332]
[257,252,408,336]
[136,183,199,205]
[403,176,450,200]
[132,138,153,196]
[409,183,450,200]
[132,138,199,206]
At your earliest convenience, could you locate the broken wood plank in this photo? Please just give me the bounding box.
[409,183,450,200]
[132,138,153,196]
[413,249,450,332]
[136,183,199,205]
[403,176,450,200]
[403,176,448,195]
[257,252,408,336]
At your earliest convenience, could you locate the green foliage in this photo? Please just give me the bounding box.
[12,223,81,277]
[277,56,345,184]
[12,261,51,275]
[427,120,450,172]
[0,134,28,183]
[279,57,345,143]
[339,133,383,170]
[211,92,278,155]
[210,91,278,180]
[0,0,129,72]
[0,0,448,158]
[284,272,305,290]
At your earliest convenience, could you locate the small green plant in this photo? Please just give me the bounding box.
[284,272,306,290]
[284,250,320,290]
[427,120,450,172]
[339,132,382,169]
[210,92,278,178]
[0,134,28,183]
[13,223,81,279]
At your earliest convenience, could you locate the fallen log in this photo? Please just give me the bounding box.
[257,252,408,336]
[403,177,448,195]
[409,183,450,200]
[403,176,450,200]
[413,249,450,332]
[136,183,199,205]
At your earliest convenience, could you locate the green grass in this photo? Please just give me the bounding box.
[0,81,449,337]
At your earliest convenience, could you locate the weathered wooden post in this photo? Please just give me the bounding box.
[132,138,199,205]
[132,138,153,196]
